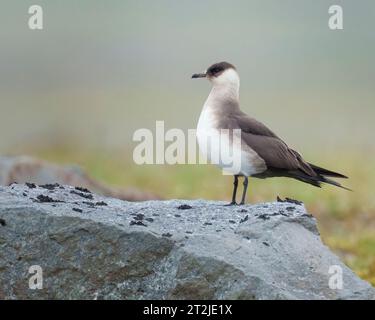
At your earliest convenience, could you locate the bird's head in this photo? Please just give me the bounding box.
[192,62,239,87]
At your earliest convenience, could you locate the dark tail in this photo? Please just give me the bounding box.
[308,163,348,179]
[291,164,351,191]
[318,175,352,191]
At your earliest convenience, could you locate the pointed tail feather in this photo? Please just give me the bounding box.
[319,175,352,191]
[290,170,351,191]
[308,163,348,179]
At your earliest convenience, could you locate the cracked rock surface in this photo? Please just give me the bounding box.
[0,184,374,300]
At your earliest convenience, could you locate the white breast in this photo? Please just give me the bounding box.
[196,106,219,165]
[196,105,266,176]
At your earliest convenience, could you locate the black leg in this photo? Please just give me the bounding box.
[239,176,248,205]
[225,175,238,206]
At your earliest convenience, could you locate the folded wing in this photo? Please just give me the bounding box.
[230,112,349,189]
[234,113,316,177]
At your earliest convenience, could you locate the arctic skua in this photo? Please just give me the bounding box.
[192,61,349,205]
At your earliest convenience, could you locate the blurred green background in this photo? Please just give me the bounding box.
[1,1,374,284]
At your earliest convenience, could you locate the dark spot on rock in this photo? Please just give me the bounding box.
[22,192,27,197]
[72,208,83,213]
[186,231,193,234]
[75,186,91,193]
[36,195,63,203]
[216,229,221,232]
[70,190,94,200]
[95,201,107,206]
[134,214,144,221]
[145,217,154,222]
[229,220,236,224]
[257,214,270,220]
[174,214,181,218]
[39,183,60,190]
[277,196,303,205]
[177,204,192,210]
[262,242,270,247]
[278,211,288,217]
[240,215,249,223]
[204,222,212,226]
[302,213,313,218]
[17,256,22,261]
[289,198,303,205]
[0,218,6,226]
[162,232,172,237]
[286,206,295,212]
[81,201,95,208]
[130,220,147,227]
[26,182,36,189]
[152,213,159,216]
[286,198,303,205]
[238,209,248,213]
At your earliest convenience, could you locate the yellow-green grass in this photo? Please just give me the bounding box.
[12,147,375,286]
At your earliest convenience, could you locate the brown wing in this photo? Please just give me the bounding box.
[235,112,280,139]
[232,112,316,177]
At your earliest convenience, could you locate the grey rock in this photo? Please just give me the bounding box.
[0,155,160,201]
[0,184,374,300]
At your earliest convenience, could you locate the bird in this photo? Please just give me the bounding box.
[192,61,349,205]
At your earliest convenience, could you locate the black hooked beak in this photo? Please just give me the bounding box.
[191,72,206,79]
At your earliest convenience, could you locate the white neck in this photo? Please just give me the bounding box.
[205,69,240,109]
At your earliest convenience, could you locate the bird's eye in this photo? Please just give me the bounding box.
[210,67,222,74]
